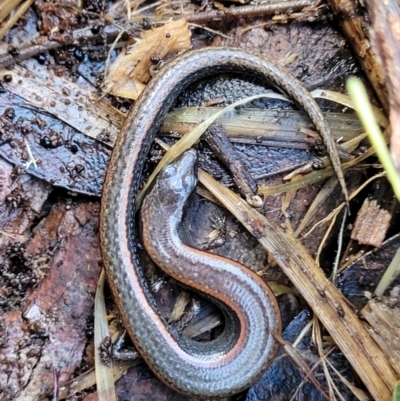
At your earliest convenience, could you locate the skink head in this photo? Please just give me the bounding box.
[146,149,198,211]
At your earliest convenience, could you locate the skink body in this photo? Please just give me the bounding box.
[140,149,280,396]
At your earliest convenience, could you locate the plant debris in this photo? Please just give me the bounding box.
[103,19,191,100]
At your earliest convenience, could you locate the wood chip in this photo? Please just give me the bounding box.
[169,291,191,322]
[351,199,392,247]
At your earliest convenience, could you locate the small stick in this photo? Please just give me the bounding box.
[186,0,316,23]
[203,125,261,206]
[0,24,122,69]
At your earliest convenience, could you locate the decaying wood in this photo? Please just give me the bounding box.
[351,178,397,247]
[368,0,400,173]
[0,200,102,400]
[326,0,388,112]
[351,199,392,247]
[203,125,259,203]
[350,177,394,248]
[361,287,400,377]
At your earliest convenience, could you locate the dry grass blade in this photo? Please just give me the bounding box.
[309,172,386,265]
[331,208,347,283]
[94,270,117,401]
[304,171,386,240]
[161,107,364,147]
[292,320,313,348]
[0,0,23,22]
[0,0,35,41]
[136,93,288,208]
[325,359,370,401]
[267,282,295,296]
[374,246,400,296]
[295,176,338,237]
[313,317,341,401]
[280,132,368,240]
[197,168,397,400]
[258,143,376,196]
[42,361,135,400]
[188,23,233,40]
[311,89,388,128]
[315,210,338,266]
[283,132,367,182]
[289,348,338,401]
[281,187,296,217]
[272,332,330,400]
[347,78,400,201]
[299,127,388,246]
[290,119,366,219]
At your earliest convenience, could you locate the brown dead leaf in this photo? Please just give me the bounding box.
[103,19,191,100]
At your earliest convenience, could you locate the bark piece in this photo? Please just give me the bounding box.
[0,200,102,401]
[0,158,51,236]
[0,93,112,196]
[369,0,400,171]
[327,0,388,111]
[0,312,42,400]
[361,287,400,377]
[204,125,260,204]
[351,178,397,248]
[351,199,392,247]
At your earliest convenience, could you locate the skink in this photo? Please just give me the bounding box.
[100,47,338,397]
